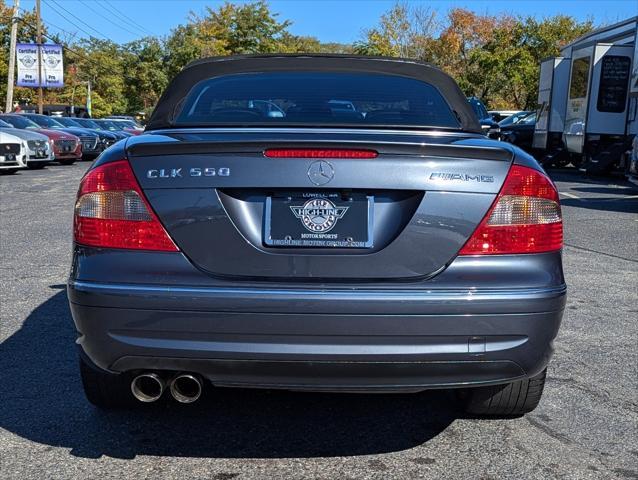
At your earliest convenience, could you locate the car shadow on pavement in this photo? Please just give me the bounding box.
[559,197,638,214]
[545,170,638,214]
[0,287,458,460]
[569,186,638,196]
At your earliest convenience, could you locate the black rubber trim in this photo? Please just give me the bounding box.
[109,356,526,391]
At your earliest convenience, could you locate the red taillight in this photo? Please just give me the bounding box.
[264,148,378,159]
[74,160,178,251]
[459,165,563,255]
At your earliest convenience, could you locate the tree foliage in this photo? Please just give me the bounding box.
[1,0,594,115]
[355,2,438,59]
[358,3,593,109]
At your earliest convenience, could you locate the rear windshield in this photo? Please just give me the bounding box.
[468,99,489,120]
[175,72,460,129]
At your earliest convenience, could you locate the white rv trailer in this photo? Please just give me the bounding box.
[532,57,570,157]
[533,17,637,175]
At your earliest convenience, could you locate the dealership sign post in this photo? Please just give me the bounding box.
[16,43,64,88]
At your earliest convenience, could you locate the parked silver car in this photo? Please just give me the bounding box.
[0,119,53,169]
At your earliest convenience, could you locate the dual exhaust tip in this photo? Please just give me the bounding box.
[131,372,202,404]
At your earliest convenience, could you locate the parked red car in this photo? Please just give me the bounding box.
[0,114,82,165]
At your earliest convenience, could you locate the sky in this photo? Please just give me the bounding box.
[18,0,638,45]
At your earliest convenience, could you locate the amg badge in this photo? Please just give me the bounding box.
[290,198,348,233]
[430,172,494,182]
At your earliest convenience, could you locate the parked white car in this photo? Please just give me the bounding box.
[0,119,53,169]
[0,130,27,174]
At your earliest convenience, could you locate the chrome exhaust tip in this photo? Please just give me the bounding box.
[169,373,202,404]
[131,372,165,403]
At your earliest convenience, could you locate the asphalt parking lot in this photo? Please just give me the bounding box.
[1,162,636,479]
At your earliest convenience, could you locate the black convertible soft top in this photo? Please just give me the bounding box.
[146,54,481,133]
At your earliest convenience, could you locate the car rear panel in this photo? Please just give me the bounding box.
[69,128,565,390]
[125,129,514,281]
[68,129,566,391]
[69,55,566,392]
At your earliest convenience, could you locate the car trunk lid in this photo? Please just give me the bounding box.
[127,130,513,281]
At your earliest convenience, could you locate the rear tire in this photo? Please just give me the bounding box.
[462,368,547,417]
[58,159,76,165]
[79,355,136,409]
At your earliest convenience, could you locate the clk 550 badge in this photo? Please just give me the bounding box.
[147,167,230,179]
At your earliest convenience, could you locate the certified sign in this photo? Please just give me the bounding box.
[16,43,64,88]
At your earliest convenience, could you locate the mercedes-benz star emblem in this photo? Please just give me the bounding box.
[307,160,334,186]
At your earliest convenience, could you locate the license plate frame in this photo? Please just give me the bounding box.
[264,192,374,248]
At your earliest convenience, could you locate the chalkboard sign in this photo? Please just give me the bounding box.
[597,55,630,113]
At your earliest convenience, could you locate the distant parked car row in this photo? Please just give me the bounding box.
[466,100,540,154]
[103,116,145,134]
[467,97,500,138]
[488,110,522,123]
[0,120,52,172]
[498,112,536,151]
[0,113,144,174]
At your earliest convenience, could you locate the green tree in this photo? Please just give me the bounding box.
[122,37,168,112]
[195,1,291,54]
[356,3,593,109]
[164,23,204,80]
[354,2,437,59]
[278,33,351,54]
[163,1,292,78]
[164,1,350,77]
[63,38,128,116]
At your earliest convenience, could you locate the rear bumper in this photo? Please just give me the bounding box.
[68,278,565,391]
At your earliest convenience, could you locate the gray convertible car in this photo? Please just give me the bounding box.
[68,55,566,416]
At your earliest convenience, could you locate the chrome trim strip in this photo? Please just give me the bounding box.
[108,332,529,355]
[70,280,566,301]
